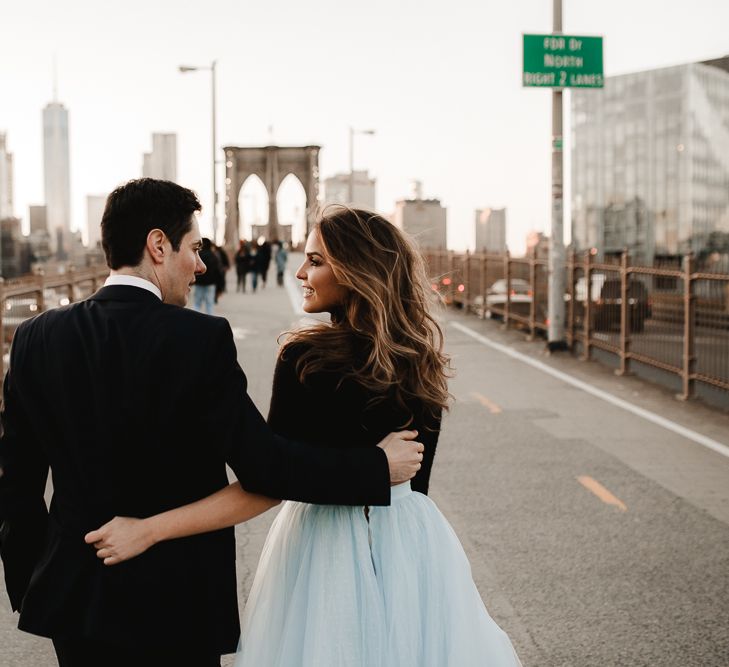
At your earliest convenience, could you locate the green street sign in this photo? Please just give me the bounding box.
[523,34,604,88]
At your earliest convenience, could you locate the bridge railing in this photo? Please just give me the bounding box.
[0,264,110,375]
[424,249,729,401]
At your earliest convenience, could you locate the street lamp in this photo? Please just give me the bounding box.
[179,61,218,242]
[348,127,375,203]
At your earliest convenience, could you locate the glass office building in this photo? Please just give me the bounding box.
[571,57,729,265]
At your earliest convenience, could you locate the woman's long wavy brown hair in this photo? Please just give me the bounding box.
[283,205,451,425]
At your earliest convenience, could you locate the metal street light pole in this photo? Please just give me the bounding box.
[348,127,353,203]
[211,60,217,243]
[179,61,218,243]
[348,127,375,204]
[547,0,567,350]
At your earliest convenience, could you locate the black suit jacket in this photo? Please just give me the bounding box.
[0,285,390,653]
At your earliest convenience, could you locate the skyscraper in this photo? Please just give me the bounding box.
[1,217,31,278]
[86,195,106,248]
[28,205,52,264]
[0,133,14,219]
[142,133,177,182]
[392,184,447,250]
[572,56,729,264]
[475,208,507,252]
[43,100,71,239]
[323,171,376,209]
[29,205,48,234]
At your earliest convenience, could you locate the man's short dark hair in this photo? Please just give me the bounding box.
[101,179,202,270]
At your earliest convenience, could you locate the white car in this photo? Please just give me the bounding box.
[483,278,533,319]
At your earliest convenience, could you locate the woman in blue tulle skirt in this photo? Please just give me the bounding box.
[236,206,521,666]
[87,206,522,666]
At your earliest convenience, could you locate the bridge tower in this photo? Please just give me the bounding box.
[223,145,320,249]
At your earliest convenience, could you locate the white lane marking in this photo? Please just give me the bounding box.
[284,270,304,315]
[450,320,729,460]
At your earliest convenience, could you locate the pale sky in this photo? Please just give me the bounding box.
[2,0,728,253]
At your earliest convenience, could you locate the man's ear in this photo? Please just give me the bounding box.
[146,229,167,265]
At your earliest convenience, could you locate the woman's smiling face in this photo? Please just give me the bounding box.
[295,228,348,314]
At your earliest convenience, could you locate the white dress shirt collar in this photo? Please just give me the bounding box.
[104,274,162,301]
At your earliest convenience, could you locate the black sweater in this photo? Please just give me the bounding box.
[268,341,441,495]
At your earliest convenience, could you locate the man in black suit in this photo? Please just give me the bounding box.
[0,179,423,666]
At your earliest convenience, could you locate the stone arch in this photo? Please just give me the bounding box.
[275,172,308,245]
[224,145,320,250]
[237,173,269,241]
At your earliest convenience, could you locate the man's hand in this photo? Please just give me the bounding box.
[377,430,424,485]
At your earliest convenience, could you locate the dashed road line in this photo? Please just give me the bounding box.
[471,392,503,414]
[577,475,628,512]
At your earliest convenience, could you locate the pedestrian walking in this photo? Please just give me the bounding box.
[235,240,251,293]
[249,243,259,292]
[214,243,230,303]
[255,237,272,288]
[274,240,288,287]
[193,237,222,314]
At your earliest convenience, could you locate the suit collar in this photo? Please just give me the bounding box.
[89,285,165,304]
[104,274,162,300]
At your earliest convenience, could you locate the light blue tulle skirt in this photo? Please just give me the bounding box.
[234,483,522,666]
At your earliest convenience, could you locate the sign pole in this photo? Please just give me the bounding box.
[548,0,568,351]
[521,9,603,353]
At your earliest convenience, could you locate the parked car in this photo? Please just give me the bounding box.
[482,278,532,320]
[572,274,651,333]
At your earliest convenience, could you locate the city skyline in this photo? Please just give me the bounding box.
[1,0,728,254]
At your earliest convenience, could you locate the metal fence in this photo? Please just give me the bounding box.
[0,265,109,375]
[425,249,729,402]
[3,255,728,404]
